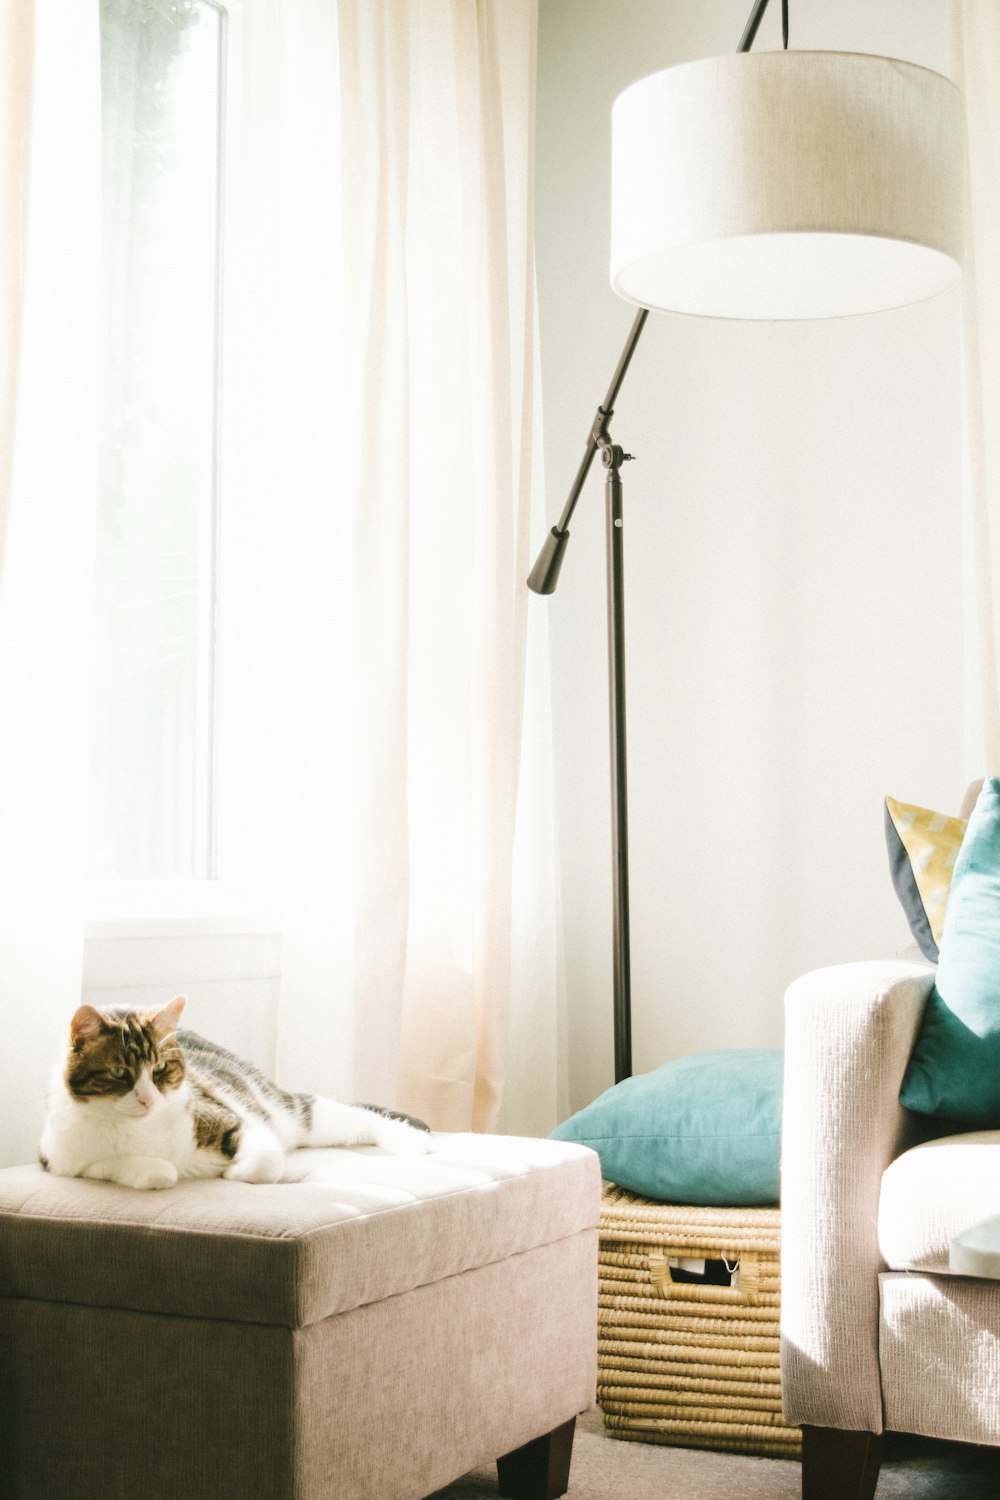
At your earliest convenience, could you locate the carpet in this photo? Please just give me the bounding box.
[429,1409,1000,1499]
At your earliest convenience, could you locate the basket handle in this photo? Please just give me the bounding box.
[649,1250,761,1303]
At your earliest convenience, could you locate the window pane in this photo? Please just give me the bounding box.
[93,0,226,880]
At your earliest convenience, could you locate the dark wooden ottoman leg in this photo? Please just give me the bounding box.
[801,1425,883,1500]
[497,1417,576,1500]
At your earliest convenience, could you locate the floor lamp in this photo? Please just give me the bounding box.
[528,0,965,1085]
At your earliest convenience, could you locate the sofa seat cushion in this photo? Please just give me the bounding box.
[0,1134,599,1329]
[878,1131,1000,1274]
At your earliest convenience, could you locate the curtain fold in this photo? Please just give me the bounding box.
[0,0,101,1167]
[337,0,558,1132]
[218,0,357,1104]
[0,0,33,577]
[951,0,1000,773]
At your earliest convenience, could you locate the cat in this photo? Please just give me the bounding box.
[40,996,432,1190]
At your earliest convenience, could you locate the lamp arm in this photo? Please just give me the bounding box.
[527,306,648,594]
[737,0,774,53]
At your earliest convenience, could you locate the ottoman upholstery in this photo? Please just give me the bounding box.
[0,1134,600,1500]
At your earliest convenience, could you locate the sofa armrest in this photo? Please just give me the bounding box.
[780,959,935,1434]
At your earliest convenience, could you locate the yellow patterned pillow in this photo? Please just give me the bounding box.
[884,796,966,961]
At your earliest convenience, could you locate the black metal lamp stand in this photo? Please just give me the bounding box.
[527,308,647,1084]
[527,0,782,1085]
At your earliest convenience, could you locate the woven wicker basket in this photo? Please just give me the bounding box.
[598,1185,801,1459]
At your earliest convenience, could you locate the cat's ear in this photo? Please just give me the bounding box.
[151,995,186,1040]
[70,1005,106,1050]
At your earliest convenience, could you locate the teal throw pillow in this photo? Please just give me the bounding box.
[900,776,1000,1124]
[550,1048,782,1205]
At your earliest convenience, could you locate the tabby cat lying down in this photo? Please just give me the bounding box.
[40,997,431,1190]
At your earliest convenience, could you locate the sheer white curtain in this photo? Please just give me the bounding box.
[0,0,101,1167]
[219,0,359,1106]
[335,0,560,1133]
[0,0,560,1163]
[0,0,32,573]
[226,0,563,1134]
[952,1,1000,773]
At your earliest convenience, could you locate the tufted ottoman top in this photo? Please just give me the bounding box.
[0,1134,600,1330]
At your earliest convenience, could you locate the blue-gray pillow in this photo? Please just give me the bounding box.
[884,793,966,962]
[900,776,1000,1124]
[550,1048,782,1205]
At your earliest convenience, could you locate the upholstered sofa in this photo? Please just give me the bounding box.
[781,782,1000,1499]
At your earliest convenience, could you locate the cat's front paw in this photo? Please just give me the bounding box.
[127,1159,178,1191]
[224,1148,283,1184]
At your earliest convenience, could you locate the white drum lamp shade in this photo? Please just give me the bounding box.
[611,51,966,320]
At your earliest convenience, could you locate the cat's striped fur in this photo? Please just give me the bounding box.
[40,997,431,1190]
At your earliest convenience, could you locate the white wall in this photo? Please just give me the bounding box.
[535,0,966,1112]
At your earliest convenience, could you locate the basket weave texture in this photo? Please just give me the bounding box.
[598,1184,801,1459]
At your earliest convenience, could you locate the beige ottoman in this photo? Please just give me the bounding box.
[0,1134,600,1500]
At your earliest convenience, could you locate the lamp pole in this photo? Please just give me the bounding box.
[527,0,779,1085]
[602,438,633,1084]
[527,310,646,1084]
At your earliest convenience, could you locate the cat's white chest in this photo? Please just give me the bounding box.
[41,1069,210,1179]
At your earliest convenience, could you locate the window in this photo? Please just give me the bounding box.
[89,0,346,931]
[92,0,227,883]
